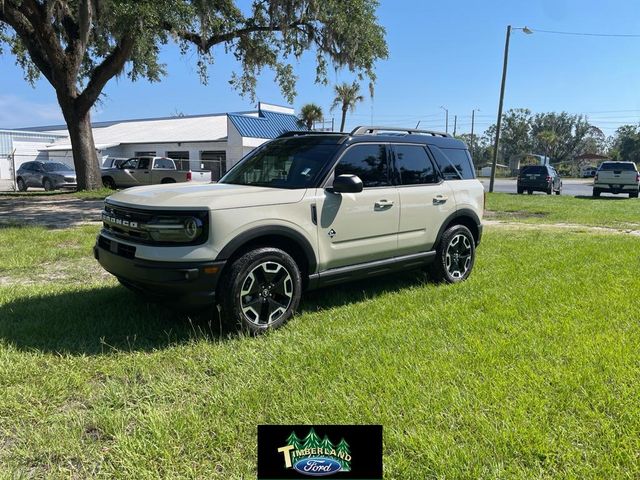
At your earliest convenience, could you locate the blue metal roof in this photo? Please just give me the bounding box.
[0,129,67,156]
[227,109,306,139]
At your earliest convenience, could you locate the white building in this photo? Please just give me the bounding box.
[1,102,303,181]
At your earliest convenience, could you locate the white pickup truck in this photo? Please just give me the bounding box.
[101,157,212,189]
[593,161,639,198]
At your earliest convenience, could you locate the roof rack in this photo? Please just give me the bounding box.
[350,126,451,138]
[277,130,344,138]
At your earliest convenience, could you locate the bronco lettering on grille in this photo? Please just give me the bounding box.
[102,212,139,229]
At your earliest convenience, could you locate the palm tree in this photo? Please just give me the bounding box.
[331,81,364,132]
[299,103,324,130]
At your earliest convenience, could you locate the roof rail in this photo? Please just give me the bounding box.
[277,130,345,138]
[350,126,451,138]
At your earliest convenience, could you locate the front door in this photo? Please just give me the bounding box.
[315,143,400,270]
[128,157,152,185]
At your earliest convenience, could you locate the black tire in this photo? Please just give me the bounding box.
[546,184,553,195]
[16,177,27,192]
[102,177,116,189]
[593,188,601,198]
[42,178,54,191]
[517,187,523,194]
[555,184,562,195]
[429,224,476,284]
[527,189,533,195]
[217,247,302,334]
[630,191,638,198]
[161,178,176,184]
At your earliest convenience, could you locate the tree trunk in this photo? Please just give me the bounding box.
[340,108,347,132]
[61,105,102,190]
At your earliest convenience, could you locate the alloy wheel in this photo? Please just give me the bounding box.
[445,234,472,279]
[239,261,293,326]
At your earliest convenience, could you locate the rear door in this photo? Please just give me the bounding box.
[315,143,400,270]
[392,144,455,254]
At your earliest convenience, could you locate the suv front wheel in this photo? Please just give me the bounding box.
[218,247,302,334]
[429,225,476,283]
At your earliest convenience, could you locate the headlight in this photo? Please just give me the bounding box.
[146,216,204,243]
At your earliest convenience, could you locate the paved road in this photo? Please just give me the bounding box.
[480,178,599,197]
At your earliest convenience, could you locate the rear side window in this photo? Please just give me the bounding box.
[335,144,390,188]
[599,162,637,171]
[394,145,438,185]
[429,146,475,180]
[153,158,174,169]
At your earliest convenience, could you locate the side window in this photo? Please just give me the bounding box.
[153,158,173,169]
[429,146,475,180]
[137,158,150,169]
[334,144,390,188]
[394,145,438,185]
[22,163,33,171]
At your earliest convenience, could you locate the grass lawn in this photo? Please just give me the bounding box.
[486,192,640,229]
[1,223,639,478]
[0,187,113,201]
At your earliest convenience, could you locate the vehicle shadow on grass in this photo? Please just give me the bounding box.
[0,271,428,355]
[0,285,225,355]
[573,195,630,200]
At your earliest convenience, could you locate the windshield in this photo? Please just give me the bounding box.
[220,136,342,189]
[43,162,74,172]
[599,162,637,171]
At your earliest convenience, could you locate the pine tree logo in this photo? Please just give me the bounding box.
[277,428,352,476]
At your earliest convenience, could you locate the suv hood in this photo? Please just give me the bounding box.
[106,183,307,210]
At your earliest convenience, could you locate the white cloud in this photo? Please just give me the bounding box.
[0,94,65,129]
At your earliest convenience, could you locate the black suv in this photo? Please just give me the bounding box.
[517,165,562,195]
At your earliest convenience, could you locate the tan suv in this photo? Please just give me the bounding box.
[94,127,484,333]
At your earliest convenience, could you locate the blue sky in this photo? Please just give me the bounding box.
[1,0,640,136]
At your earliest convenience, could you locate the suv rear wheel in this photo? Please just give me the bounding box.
[429,225,476,283]
[16,177,27,192]
[218,247,302,334]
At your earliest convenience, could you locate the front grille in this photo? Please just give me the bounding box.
[102,202,209,246]
[98,235,136,259]
[64,177,76,182]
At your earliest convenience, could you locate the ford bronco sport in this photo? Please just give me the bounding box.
[94,126,484,333]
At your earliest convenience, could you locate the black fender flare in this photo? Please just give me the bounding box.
[215,225,318,274]
[434,208,483,247]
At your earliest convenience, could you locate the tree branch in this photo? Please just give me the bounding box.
[169,20,310,53]
[76,34,135,115]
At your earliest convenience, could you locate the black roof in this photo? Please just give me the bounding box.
[277,127,468,149]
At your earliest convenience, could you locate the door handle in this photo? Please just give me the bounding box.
[433,195,448,205]
[374,199,394,210]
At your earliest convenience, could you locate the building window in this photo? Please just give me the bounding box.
[167,151,190,171]
[134,151,156,157]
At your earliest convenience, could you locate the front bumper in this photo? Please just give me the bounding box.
[94,237,225,309]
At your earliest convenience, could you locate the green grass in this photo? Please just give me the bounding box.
[486,192,640,229]
[1,224,639,478]
[0,188,113,201]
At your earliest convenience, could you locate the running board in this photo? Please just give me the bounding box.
[307,251,436,290]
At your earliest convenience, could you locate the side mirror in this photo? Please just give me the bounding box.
[332,174,363,193]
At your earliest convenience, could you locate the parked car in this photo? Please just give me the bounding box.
[101,156,212,189]
[517,165,562,195]
[16,161,77,191]
[94,126,484,333]
[593,161,639,198]
[582,168,597,178]
[101,158,127,169]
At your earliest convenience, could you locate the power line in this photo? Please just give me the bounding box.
[531,28,640,38]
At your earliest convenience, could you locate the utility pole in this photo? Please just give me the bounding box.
[489,25,532,192]
[440,106,449,134]
[453,115,457,136]
[470,109,480,155]
[489,25,512,193]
